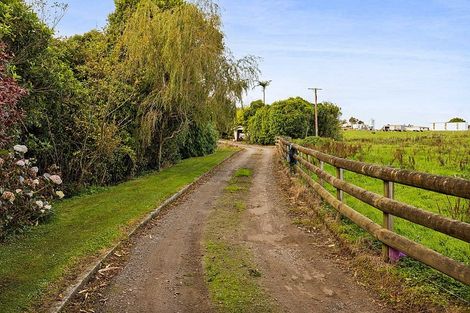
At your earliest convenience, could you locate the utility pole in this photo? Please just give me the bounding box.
[308,87,322,137]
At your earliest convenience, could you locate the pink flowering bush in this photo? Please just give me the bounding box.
[0,145,64,239]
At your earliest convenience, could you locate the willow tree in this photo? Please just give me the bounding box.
[117,0,258,169]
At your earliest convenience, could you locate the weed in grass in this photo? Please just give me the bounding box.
[437,197,470,223]
[224,185,244,193]
[234,201,246,212]
[235,168,253,177]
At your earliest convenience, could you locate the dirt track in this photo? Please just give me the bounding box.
[89,146,390,312]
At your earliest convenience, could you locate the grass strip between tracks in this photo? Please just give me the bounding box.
[203,167,276,313]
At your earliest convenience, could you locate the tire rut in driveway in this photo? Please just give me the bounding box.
[61,148,257,313]
[238,146,391,313]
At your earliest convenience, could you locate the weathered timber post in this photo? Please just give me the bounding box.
[319,161,325,187]
[336,167,344,221]
[383,180,395,262]
[276,139,282,157]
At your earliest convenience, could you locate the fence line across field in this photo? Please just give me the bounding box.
[277,137,470,286]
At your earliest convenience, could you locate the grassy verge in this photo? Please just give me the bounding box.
[0,148,237,313]
[203,168,275,313]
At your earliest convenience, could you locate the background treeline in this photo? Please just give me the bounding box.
[237,97,342,145]
[0,0,258,193]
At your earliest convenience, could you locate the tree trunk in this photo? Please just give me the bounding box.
[157,133,164,171]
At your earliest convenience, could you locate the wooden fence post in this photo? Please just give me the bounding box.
[383,180,394,262]
[336,167,344,221]
[319,161,324,187]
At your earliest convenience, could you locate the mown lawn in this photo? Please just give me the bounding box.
[0,148,236,313]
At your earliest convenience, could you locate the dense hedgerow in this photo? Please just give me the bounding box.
[0,0,258,192]
[0,0,258,237]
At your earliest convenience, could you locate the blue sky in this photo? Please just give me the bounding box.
[53,0,469,127]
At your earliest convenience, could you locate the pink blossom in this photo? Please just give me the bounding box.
[16,160,25,167]
[49,175,62,185]
[31,167,39,174]
[2,191,15,203]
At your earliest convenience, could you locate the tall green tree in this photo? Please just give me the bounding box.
[237,99,264,128]
[317,101,342,139]
[117,0,258,168]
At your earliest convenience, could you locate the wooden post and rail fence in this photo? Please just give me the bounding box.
[277,137,470,286]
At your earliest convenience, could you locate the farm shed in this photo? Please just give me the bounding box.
[233,126,245,141]
[431,122,468,131]
[382,124,405,132]
[405,125,430,132]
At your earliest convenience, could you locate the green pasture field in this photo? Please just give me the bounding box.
[296,130,470,301]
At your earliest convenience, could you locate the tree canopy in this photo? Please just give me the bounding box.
[0,0,259,190]
[246,97,342,145]
[448,117,466,123]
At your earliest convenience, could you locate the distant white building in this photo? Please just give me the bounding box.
[352,123,370,130]
[430,122,468,131]
[342,121,373,131]
[405,125,430,132]
[382,124,405,132]
[233,126,245,141]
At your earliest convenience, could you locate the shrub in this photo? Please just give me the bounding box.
[247,106,275,145]
[247,97,342,145]
[0,145,64,240]
[179,123,219,158]
[0,42,26,148]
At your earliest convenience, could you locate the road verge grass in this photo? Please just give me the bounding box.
[0,148,237,313]
[203,168,275,313]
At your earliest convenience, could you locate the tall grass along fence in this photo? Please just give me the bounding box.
[277,137,470,285]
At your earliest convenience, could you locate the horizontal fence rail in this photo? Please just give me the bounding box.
[277,137,470,285]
